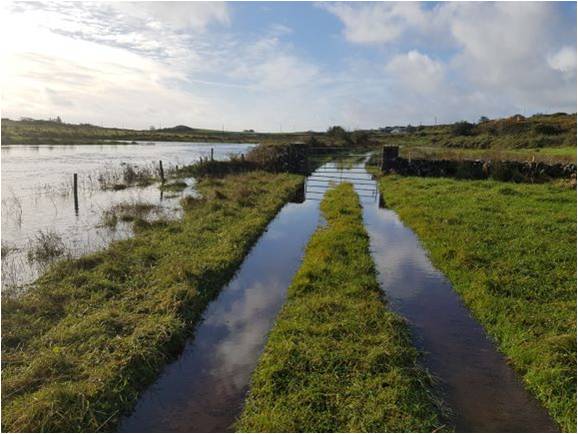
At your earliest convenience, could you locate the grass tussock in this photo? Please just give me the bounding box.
[1,171,303,433]
[236,183,446,432]
[101,201,161,228]
[26,230,67,264]
[377,175,576,431]
[97,163,159,191]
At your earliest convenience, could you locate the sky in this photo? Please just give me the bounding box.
[1,1,576,132]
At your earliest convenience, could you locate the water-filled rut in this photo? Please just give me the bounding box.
[120,160,557,432]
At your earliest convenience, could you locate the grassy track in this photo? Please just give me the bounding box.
[236,183,446,432]
[1,171,303,432]
[377,175,576,431]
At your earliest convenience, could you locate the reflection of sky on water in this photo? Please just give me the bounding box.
[120,198,321,432]
[363,183,556,433]
[121,159,555,433]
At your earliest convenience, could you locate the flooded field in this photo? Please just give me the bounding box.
[119,161,379,432]
[364,187,557,432]
[1,142,254,289]
[119,159,556,432]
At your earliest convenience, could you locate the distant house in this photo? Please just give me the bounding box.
[379,126,406,134]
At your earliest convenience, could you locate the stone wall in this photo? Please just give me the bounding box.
[382,157,577,182]
[380,147,576,183]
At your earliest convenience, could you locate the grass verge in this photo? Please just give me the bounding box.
[1,171,303,432]
[236,183,446,432]
[377,175,576,431]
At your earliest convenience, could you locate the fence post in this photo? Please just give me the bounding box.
[210,148,214,161]
[73,173,79,214]
[159,160,165,183]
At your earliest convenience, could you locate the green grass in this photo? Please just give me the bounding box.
[377,175,576,431]
[1,171,303,432]
[236,183,447,432]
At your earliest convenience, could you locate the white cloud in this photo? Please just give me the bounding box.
[321,2,425,44]
[548,46,577,73]
[110,2,230,31]
[227,36,320,91]
[386,50,444,93]
[326,2,577,119]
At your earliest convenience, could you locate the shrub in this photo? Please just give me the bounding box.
[533,124,563,135]
[451,121,475,136]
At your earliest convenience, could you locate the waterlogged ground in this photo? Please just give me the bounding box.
[120,159,557,432]
[1,142,254,289]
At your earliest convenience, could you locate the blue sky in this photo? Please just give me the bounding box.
[2,1,576,131]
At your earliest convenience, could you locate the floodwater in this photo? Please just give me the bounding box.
[0,142,254,289]
[119,159,555,432]
[361,171,557,432]
[119,162,379,432]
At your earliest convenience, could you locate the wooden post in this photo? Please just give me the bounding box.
[240,153,245,162]
[73,173,79,214]
[210,148,214,161]
[159,160,165,183]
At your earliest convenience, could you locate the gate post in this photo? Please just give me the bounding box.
[381,146,399,172]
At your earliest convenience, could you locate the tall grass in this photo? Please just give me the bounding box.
[26,230,67,264]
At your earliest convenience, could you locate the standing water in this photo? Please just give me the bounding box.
[119,162,379,432]
[354,162,556,432]
[118,159,553,432]
[1,142,254,289]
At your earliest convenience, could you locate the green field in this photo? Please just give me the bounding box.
[1,171,303,432]
[0,118,317,145]
[237,183,446,432]
[377,175,576,431]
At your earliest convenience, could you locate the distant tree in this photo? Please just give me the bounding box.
[55,116,62,123]
[327,125,351,145]
[327,125,347,138]
[149,125,156,131]
[451,121,475,136]
[478,116,489,123]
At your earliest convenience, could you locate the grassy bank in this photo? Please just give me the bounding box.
[236,184,446,432]
[376,113,576,153]
[377,175,576,431]
[2,171,303,432]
